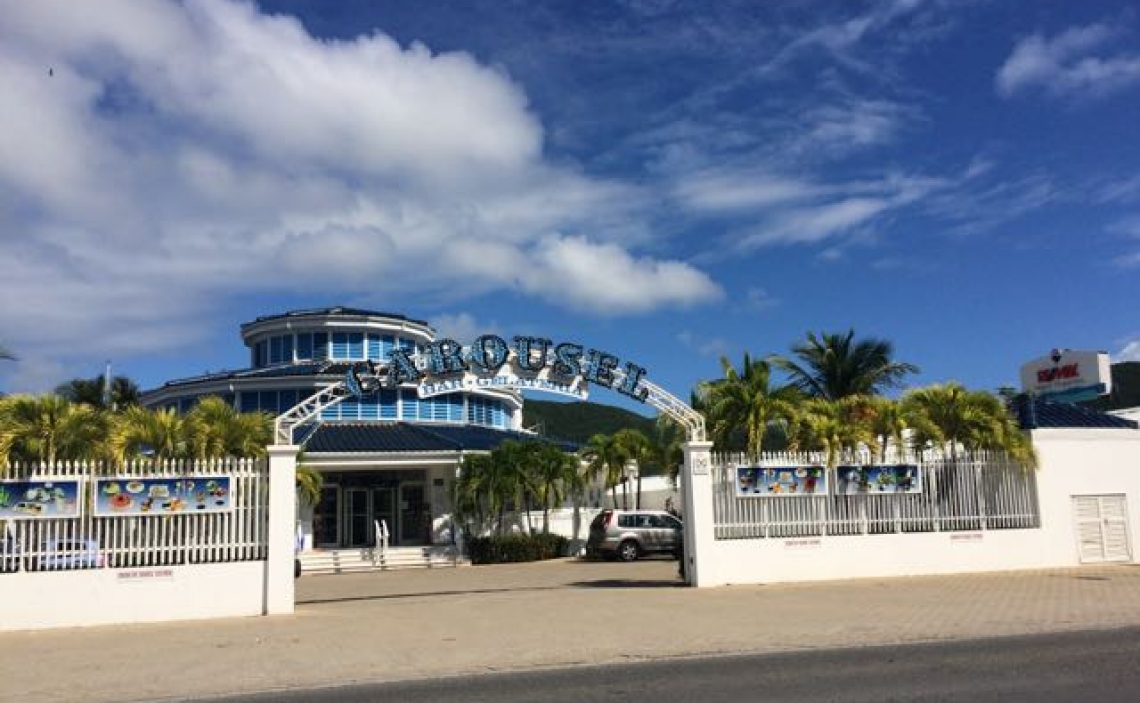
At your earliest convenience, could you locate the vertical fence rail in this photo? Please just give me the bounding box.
[0,457,270,573]
[711,451,1040,541]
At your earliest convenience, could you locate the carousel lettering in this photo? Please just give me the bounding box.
[387,334,649,402]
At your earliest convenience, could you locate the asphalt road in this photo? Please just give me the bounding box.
[187,626,1140,703]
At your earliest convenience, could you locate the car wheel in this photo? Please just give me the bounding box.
[618,540,640,562]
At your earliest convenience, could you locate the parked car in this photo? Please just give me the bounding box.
[25,539,104,571]
[586,509,683,562]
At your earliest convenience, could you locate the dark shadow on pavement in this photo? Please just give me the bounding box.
[568,579,685,589]
[297,585,567,605]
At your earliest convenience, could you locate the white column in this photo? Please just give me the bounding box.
[265,444,299,615]
[681,440,716,587]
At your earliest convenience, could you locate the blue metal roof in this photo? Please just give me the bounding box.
[151,361,355,391]
[241,307,430,330]
[1014,396,1138,430]
[303,422,577,454]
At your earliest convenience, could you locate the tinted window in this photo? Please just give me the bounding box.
[296,333,313,360]
[618,515,638,528]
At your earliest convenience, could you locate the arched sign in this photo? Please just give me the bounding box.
[372,335,646,402]
[274,334,704,444]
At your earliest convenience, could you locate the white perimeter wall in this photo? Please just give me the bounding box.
[697,428,1140,586]
[0,562,269,632]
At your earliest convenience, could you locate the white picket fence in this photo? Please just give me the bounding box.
[712,450,1040,540]
[1,458,269,573]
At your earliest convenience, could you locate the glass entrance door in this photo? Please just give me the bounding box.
[345,488,372,547]
[313,485,340,547]
[399,484,427,545]
[372,487,396,545]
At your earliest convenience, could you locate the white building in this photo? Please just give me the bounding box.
[143,307,570,552]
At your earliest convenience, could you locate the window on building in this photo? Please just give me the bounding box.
[313,333,329,361]
[296,333,313,361]
[347,333,363,359]
[378,389,397,419]
[239,393,258,413]
[282,335,294,364]
[401,390,420,420]
[331,332,349,359]
[359,397,380,420]
[446,394,464,422]
[269,336,283,364]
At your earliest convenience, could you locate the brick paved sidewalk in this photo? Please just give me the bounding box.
[5,560,1140,703]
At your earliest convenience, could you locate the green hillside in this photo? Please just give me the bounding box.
[521,399,657,445]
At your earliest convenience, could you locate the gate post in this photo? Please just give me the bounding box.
[681,441,716,587]
[266,444,299,615]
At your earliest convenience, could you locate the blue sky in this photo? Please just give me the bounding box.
[1,0,1138,414]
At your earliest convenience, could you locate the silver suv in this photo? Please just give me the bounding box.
[586,509,683,562]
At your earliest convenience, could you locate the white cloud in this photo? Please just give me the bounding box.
[798,99,914,152]
[745,288,779,310]
[1114,251,1140,268]
[0,356,69,396]
[677,330,731,358]
[749,197,891,247]
[1107,216,1140,239]
[520,236,722,314]
[693,170,943,250]
[429,312,489,342]
[1100,174,1140,203]
[674,172,824,212]
[996,23,1140,99]
[0,0,720,388]
[1116,340,1140,363]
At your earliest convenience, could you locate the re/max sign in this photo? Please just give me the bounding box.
[1037,364,1079,383]
[388,335,649,402]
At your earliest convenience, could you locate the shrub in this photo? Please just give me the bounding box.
[466,533,569,565]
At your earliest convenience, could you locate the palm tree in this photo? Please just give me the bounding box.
[788,397,877,468]
[698,353,799,460]
[494,441,541,534]
[185,397,272,459]
[452,453,495,537]
[55,375,140,410]
[653,415,686,486]
[528,443,580,534]
[772,329,919,401]
[0,395,109,468]
[581,433,627,509]
[614,428,655,509]
[111,406,187,464]
[901,383,1036,467]
[295,464,324,507]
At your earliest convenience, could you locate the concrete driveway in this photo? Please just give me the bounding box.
[296,556,681,605]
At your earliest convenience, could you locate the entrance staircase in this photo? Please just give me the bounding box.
[298,546,467,575]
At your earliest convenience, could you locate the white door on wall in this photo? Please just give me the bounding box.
[1073,495,1132,563]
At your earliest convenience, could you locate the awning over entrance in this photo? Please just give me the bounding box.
[302,422,577,453]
